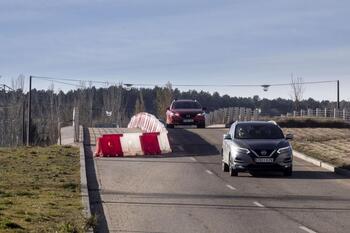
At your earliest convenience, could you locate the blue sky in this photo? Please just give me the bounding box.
[0,0,349,100]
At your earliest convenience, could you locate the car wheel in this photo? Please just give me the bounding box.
[283,166,293,177]
[222,161,229,172]
[166,124,174,128]
[229,154,238,176]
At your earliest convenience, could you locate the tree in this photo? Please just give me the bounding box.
[134,91,145,115]
[290,75,305,110]
[11,74,25,92]
[156,82,173,120]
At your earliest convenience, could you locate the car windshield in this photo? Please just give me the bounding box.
[172,101,202,109]
[235,124,284,139]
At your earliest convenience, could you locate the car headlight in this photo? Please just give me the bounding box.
[170,112,180,116]
[232,147,250,154]
[277,146,292,154]
[196,112,205,116]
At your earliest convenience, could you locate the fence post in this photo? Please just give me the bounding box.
[307,109,312,117]
[300,110,304,117]
[324,108,327,118]
[334,108,337,119]
[343,109,346,121]
[316,108,320,117]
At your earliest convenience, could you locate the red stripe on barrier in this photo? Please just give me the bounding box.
[95,134,124,157]
[140,132,161,155]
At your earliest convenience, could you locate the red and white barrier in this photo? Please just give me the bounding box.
[95,112,172,157]
[128,112,167,133]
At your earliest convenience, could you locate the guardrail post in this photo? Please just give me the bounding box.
[307,109,312,117]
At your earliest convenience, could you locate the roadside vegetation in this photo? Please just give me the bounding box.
[282,126,350,169]
[277,118,350,128]
[0,145,91,233]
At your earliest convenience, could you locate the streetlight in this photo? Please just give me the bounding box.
[261,85,270,92]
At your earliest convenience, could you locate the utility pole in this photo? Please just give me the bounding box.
[22,100,26,145]
[337,80,340,109]
[26,76,32,146]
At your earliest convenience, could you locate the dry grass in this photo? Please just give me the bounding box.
[283,128,350,169]
[0,145,89,233]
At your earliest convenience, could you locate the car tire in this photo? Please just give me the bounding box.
[222,161,229,172]
[229,154,238,176]
[166,124,174,128]
[283,166,293,177]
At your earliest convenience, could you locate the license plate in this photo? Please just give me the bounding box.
[255,158,274,163]
[183,119,194,123]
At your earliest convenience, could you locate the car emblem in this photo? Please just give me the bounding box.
[260,150,268,156]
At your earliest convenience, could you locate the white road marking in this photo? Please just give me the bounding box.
[190,157,196,161]
[253,201,265,208]
[206,170,213,175]
[226,184,237,190]
[299,226,317,233]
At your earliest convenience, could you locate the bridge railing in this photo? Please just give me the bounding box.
[205,107,259,126]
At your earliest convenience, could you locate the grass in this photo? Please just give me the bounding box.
[0,145,90,233]
[282,127,350,169]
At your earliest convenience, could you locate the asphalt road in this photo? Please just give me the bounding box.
[84,127,350,233]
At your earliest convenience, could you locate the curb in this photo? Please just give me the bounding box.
[293,150,350,177]
[80,133,93,232]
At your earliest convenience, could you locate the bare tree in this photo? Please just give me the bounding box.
[156,82,173,120]
[290,74,305,110]
[134,91,145,114]
[11,74,25,92]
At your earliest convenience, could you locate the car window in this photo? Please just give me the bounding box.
[172,101,202,109]
[234,124,284,139]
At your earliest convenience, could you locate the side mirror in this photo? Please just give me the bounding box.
[285,134,293,140]
[223,134,232,140]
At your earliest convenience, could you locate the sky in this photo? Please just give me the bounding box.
[0,0,349,101]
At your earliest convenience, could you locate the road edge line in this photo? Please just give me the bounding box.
[293,150,350,177]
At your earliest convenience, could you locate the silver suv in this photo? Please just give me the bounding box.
[222,121,293,176]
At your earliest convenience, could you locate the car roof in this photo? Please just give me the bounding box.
[172,99,197,102]
[235,121,277,125]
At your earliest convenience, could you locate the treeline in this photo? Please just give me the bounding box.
[0,85,348,146]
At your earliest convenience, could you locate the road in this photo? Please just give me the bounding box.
[84,127,350,233]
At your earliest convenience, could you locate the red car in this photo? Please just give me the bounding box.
[166,99,206,128]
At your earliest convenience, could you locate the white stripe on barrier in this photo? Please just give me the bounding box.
[120,133,144,156]
[157,132,172,154]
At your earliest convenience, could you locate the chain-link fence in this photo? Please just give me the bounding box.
[0,102,25,147]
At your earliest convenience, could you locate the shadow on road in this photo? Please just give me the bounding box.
[83,128,109,233]
[167,128,220,156]
[248,170,350,180]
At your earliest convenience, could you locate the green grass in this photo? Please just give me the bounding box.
[0,145,90,233]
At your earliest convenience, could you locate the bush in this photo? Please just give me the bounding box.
[276,118,350,128]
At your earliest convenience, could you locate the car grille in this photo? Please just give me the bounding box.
[179,113,197,118]
[251,149,276,157]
